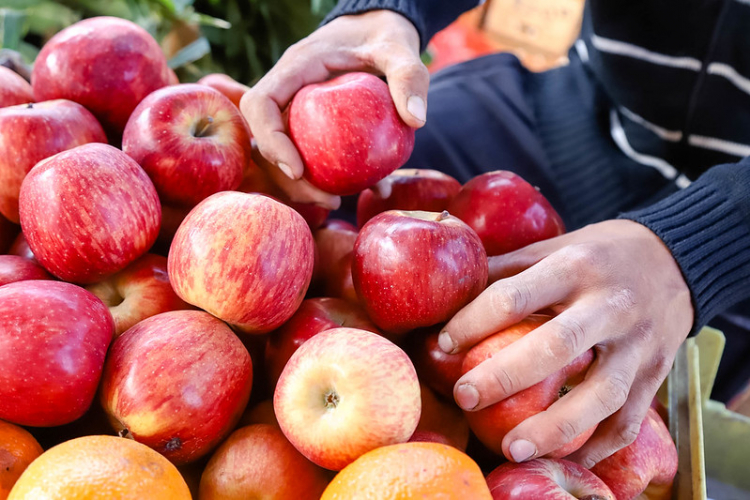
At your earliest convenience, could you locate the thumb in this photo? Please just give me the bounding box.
[377,47,430,128]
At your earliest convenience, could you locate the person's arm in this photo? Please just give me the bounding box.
[240,1,479,208]
[619,160,750,333]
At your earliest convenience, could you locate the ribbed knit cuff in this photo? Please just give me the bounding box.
[619,162,750,333]
[322,0,426,51]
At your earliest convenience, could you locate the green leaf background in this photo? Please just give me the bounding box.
[0,0,338,83]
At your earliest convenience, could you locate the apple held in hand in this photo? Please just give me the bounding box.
[274,327,421,470]
[0,66,33,108]
[590,407,677,500]
[19,143,161,284]
[448,170,565,256]
[487,458,615,500]
[199,424,331,500]
[356,168,462,228]
[197,73,250,109]
[32,16,171,139]
[0,255,52,286]
[289,72,415,196]
[122,84,249,207]
[265,297,380,387]
[100,310,253,465]
[352,210,488,334]
[0,281,114,427]
[168,192,314,334]
[462,315,596,458]
[85,253,190,337]
[0,100,106,223]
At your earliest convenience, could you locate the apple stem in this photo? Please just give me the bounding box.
[436,210,451,222]
[118,428,134,440]
[558,385,571,399]
[194,116,215,137]
[26,103,33,109]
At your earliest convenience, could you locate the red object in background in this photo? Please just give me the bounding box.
[426,15,500,74]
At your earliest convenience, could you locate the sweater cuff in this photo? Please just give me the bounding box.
[619,163,750,334]
[322,0,427,51]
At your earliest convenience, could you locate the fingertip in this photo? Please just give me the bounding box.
[406,95,426,125]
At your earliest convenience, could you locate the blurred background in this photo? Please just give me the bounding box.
[0,0,585,84]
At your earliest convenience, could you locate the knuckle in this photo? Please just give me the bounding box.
[488,281,532,317]
[629,319,655,344]
[559,244,610,280]
[552,316,588,356]
[553,418,581,444]
[489,366,520,397]
[596,370,631,416]
[614,419,642,448]
[606,287,637,317]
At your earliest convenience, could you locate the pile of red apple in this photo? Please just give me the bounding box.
[0,16,678,500]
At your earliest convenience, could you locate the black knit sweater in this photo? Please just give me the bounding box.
[324,0,750,333]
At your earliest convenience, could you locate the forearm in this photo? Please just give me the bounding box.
[323,0,482,51]
[619,159,750,332]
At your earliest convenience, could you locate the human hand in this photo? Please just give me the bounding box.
[240,10,428,208]
[439,219,694,467]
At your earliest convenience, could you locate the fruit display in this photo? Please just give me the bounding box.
[0,15,683,500]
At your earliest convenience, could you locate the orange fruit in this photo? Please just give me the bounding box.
[0,420,43,500]
[8,435,190,500]
[321,442,492,499]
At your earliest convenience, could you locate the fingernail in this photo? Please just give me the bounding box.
[407,95,426,123]
[455,383,480,410]
[509,439,537,463]
[437,331,456,354]
[278,162,295,180]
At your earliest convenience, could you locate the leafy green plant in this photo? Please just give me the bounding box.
[0,0,336,83]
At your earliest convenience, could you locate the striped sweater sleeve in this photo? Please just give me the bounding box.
[619,160,750,333]
[322,0,482,51]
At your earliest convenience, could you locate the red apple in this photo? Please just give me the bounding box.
[356,168,461,228]
[0,100,106,223]
[0,213,18,254]
[265,297,380,387]
[352,210,488,334]
[239,399,279,428]
[590,407,677,500]
[407,324,467,400]
[0,281,114,426]
[447,170,565,256]
[167,67,180,86]
[85,253,190,337]
[122,84,249,207]
[100,310,253,465]
[462,315,596,459]
[31,17,171,139]
[0,255,52,286]
[288,72,415,196]
[0,66,33,108]
[309,219,359,303]
[238,159,330,230]
[413,383,470,452]
[197,73,250,109]
[168,192,314,334]
[274,327,421,470]
[199,424,331,500]
[487,458,615,500]
[8,232,35,262]
[19,143,161,284]
[407,430,454,446]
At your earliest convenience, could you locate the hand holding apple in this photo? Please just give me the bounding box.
[288,72,415,196]
[435,220,692,467]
